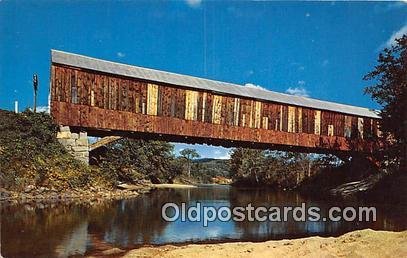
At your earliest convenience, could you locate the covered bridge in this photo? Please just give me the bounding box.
[50,50,380,157]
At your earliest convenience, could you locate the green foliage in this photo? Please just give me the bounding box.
[364,35,407,168]
[0,109,101,190]
[179,148,200,160]
[190,158,230,183]
[179,148,200,177]
[97,138,182,184]
[229,148,329,189]
[0,109,61,159]
[299,155,379,196]
[229,148,266,185]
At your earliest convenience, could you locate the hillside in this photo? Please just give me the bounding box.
[0,110,111,191]
[190,158,230,183]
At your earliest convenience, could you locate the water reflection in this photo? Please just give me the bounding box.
[1,185,406,257]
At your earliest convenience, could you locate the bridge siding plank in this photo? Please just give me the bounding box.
[314,110,321,135]
[287,106,295,133]
[212,95,222,124]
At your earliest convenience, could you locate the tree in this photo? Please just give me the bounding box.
[98,139,181,183]
[179,148,200,177]
[364,35,407,169]
[229,148,322,188]
[229,148,266,184]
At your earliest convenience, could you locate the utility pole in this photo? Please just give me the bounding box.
[33,74,38,112]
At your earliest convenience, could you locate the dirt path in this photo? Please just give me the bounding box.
[123,229,407,258]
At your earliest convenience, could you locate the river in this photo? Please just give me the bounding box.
[1,185,406,257]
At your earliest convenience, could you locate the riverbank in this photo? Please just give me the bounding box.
[123,229,407,257]
[0,184,153,206]
[0,182,202,206]
[1,110,202,208]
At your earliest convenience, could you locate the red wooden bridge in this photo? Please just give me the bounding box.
[50,50,380,155]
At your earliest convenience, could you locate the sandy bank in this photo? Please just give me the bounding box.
[123,229,407,258]
[152,183,197,189]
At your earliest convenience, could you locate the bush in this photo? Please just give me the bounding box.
[96,138,182,184]
[0,109,106,190]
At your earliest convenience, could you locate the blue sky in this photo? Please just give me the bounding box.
[1,0,406,159]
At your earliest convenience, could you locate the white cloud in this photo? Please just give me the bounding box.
[217,153,231,160]
[174,143,231,160]
[185,0,201,8]
[31,106,50,113]
[285,87,309,97]
[290,62,305,71]
[385,1,407,12]
[385,24,407,47]
[117,52,125,58]
[305,12,311,17]
[214,149,230,159]
[297,80,306,86]
[244,83,266,90]
[372,1,407,13]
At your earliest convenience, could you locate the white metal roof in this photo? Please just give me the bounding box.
[51,50,380,119]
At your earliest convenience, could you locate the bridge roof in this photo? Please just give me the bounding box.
[51,50,380,119]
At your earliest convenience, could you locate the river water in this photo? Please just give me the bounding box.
[1,185,406,257]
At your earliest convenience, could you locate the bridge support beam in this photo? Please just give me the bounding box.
[57,126,89,164]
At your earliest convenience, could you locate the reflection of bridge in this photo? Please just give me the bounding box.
[50,50,380,162]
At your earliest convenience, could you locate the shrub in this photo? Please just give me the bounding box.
[0,109,106,190]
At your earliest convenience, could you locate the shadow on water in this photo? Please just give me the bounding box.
[1,185,406,257]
